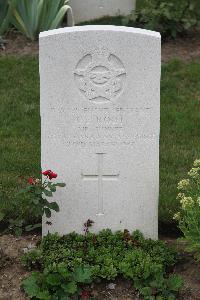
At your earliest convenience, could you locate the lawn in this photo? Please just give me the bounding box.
[0,57,199,226]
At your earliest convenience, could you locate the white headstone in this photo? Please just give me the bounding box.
[69,0,135,24]
[40,26,161,239]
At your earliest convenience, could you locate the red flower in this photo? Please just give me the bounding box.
[42,170,51,176]
[27,177,36,185]
[48,172,57,180]
[42,170,57,180]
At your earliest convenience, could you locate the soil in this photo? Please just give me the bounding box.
[0,234,40,300]
[0,29,200,63]
[0,234,200,300]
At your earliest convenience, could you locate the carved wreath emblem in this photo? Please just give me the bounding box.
[74,50,126,103]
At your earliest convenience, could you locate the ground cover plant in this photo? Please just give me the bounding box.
[21,229,183,299]
[0,58,200,228]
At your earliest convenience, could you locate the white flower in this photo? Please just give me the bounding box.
[173,212,181,221]
[176,193,185,200]
[193,159,200,167]
[177,179,190,190]
[188,167,199,179]
[180,196,194,209]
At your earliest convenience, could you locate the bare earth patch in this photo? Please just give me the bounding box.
[0,29,200,63]
[0,234,40,300]
[0,234,200,300]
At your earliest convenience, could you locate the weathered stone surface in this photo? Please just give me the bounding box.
[69,0,135,23]
[40,26,161,239]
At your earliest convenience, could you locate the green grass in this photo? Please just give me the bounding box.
[160,60,200,223]
[0,57,40,218]
[0,57,199,225]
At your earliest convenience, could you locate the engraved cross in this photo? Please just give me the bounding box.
[82,153,119,215]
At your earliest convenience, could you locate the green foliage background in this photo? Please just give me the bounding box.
[1,0,200,39]
[132,0,200,38]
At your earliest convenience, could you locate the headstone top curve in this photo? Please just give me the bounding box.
[39,25,161,39]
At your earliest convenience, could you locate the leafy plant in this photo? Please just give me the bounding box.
[22,263,92,299]
[21,249,43,271]
[21,230,183,299]
[0,0,14,35]
[10,0,74,40]
[173,159,200,261]
[125,0,200,38]
[0,0,8,27]
[0,169,66,235]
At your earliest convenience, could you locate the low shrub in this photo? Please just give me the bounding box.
[22,229,183,299]
[125,0,200,38]
[174,159,200,261]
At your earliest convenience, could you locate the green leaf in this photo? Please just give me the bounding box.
[49,185,56,192]
[46,273,61,286]
[43,189,53,197]
[167,295,176,300]
[49,202,59,212]
[14,227,23,236]
[55,183,66,187]
[54,290,70,300]
[44,208,51,218]
[167,275,183,292]
[37,290,51,300]
[35,189,42,195]
[22,273,40,297]
[62,281,77,294]
[32,197,39,205]
[57,263,71,279]
[17,188,27,195]
[73,266,92,283]
[140,286,152,297]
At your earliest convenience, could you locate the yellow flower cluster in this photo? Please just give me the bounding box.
[197,197,200,206]
[188,167,200,179]
[193,159,200,167]
[180,196,194,209]
[177,179,190,190]
[176,192,185,200]
[173,212,181,221]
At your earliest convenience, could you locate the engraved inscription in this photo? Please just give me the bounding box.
[74,49,126,103]
[82,153,119,215]
[47,106,157,147]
